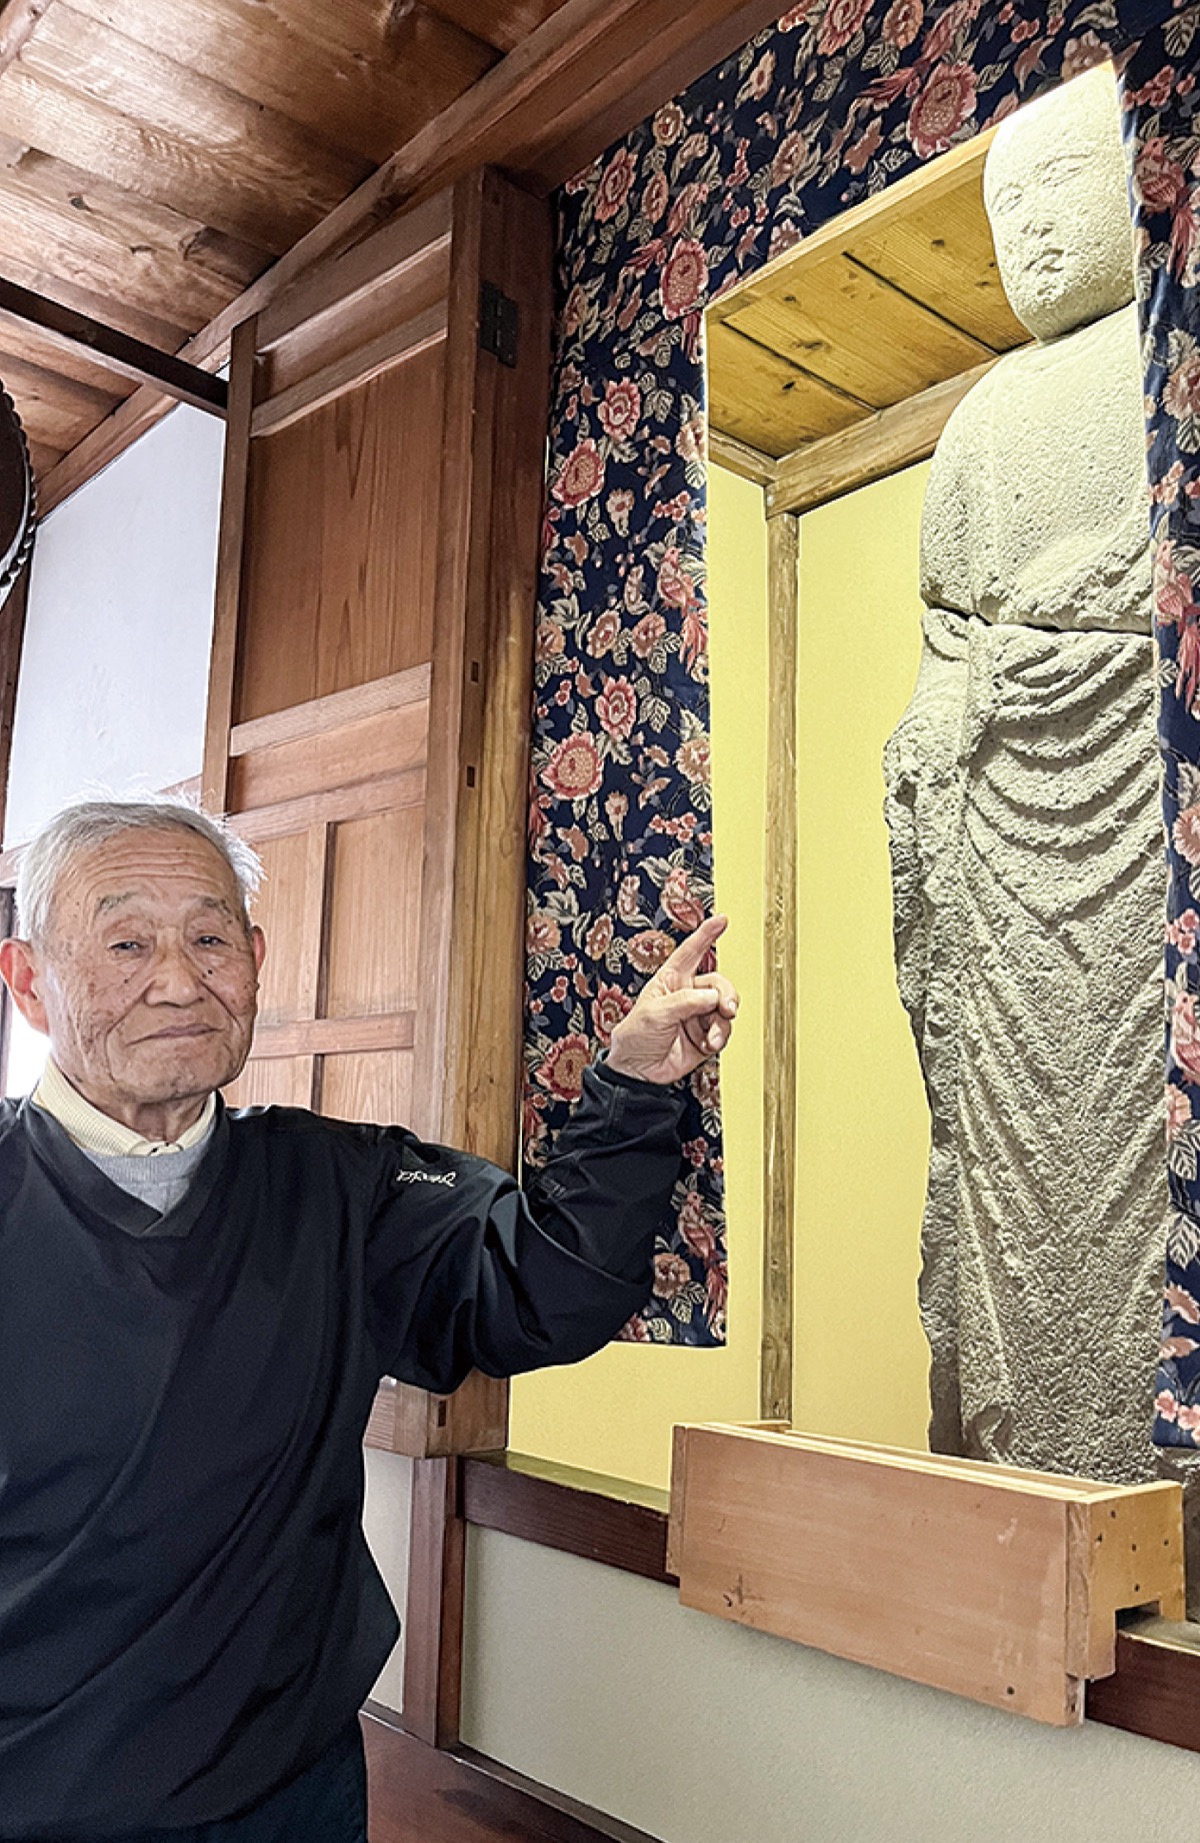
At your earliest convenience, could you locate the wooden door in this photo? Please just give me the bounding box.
[203,171,552,1456]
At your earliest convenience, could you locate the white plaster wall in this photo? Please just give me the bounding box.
[4,403,225,849]
[362,1450,413,1711]
[463,1529,1200,1843]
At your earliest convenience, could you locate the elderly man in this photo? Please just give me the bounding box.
[0,797,736,1843]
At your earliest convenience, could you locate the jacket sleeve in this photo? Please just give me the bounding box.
[363,1062,685,1393]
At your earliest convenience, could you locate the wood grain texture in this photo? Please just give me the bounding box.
[201,313,256,813]
[229,666,431,758]
[0,0,55,74]
[0,562,31,846]
[236,344,445,720]
[324,808,424,1019]
[250,302,448,439]
[1087,1616,1200,1750]
[668,1425,1185,1725]
[361,1708,662,1843]
[402,1457,466,1749]
[228,701,430,813]
[65,0,498,169]
[0,276,227,412]
[762,515,797,1425]
[706,320,865,459]
[766,362,995,519]
[462,1453,675,1584]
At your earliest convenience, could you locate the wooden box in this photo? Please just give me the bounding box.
[668,1423,1186,1724]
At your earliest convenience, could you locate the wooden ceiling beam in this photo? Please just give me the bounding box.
[0,0,56,76]
[0,276,227,414]
[38,0,791,511]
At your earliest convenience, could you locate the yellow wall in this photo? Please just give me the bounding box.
[509,459,934,1486]
[508,462,768,1490]
[791,465,932,1450]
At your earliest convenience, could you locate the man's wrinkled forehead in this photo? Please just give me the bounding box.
[48,831,247,938]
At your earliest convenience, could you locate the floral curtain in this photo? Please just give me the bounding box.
[522,0,1193,1362]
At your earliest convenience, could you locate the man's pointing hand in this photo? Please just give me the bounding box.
[605,914,739,1087]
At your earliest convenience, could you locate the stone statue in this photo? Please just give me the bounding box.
[884,65,1170,1484]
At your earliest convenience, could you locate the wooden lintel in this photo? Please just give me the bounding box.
[0,277,228,419]
[707,426,777,489]
[766,361,997,519]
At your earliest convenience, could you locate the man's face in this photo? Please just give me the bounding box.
[3,828,265,1121]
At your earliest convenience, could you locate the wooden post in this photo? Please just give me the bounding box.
[761,512,798,1423]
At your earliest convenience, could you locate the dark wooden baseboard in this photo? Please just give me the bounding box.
[362,1703,663,1843]
[458,1452,1200,1757]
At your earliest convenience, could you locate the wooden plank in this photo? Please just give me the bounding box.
[235,343,445,721]
[0,61,358,259]
[853,182,1029,353]
[250,302,448,438]
[0,561,30,846]
[0,0,55,73]
[229,665,432,758]
[418,0,569,54]
[229,701,430,813]
[249,827,327,1026]
[0,136,266,330]
[462,1454,675,1585]
[709,131,1002,328]
[402,1457,466,1749]
[707,427,776,489]
[1088,1616,1200,1751]
[224,767,427,846]
[762,515,797,1425]
[0,276,227,413]
[201,314,256,813]
[725,254,994,413]
[249,1011,416,1061]
[706,320,865,460]
[669,1425,1185,1726]
[766,362,996,518]
[323,806,425,1020]
[0,346,118,450]
[257,192,453,354]
[66,0,498,169]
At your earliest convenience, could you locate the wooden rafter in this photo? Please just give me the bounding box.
[0,275,227,414]
[0,0,55,76]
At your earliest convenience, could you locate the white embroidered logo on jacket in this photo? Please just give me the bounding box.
[395,1168,457,1187]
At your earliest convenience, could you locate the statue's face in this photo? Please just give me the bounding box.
[16,828,265,1120]
[984,64,1134,342]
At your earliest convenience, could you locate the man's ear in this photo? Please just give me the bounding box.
[0,938,50,1035]
[251,925,266,977]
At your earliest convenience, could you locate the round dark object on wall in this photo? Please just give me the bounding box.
[0,384,35,606]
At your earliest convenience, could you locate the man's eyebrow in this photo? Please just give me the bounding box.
[93,893,240,918]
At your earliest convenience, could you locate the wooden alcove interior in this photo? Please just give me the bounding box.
[705,124,1031,1424]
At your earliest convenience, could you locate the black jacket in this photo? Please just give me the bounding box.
[0,1063,683,1837]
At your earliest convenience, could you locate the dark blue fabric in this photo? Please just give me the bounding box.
[41,1723,367,1843]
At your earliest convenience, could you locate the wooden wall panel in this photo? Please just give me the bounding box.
[252,827,326,1025]
[322,1048,414,1127]
[228,702,429,811]
[235,343,446,722]
[225,1055,313,1109]
[324,807,424,1019]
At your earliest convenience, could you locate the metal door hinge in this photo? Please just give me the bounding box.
[479,282,519,367]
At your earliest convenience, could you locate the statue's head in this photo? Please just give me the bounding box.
[983,63,1134,342]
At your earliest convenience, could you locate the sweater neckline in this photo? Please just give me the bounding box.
[21,1095,232,1240]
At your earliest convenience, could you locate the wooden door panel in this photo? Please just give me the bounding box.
[321,1048,414,1127]
[236,343,447,722]
[226,1055,313,1110]
[229,699,429,812]
[253,826,326,1025]
[324,807,424,1019]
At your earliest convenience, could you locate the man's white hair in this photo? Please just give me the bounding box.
[15,798,264,945]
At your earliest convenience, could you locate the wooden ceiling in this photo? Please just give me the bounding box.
[707,131,1030,471]
[0,0,577,483]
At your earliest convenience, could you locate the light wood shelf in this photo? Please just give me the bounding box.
[668,1422,1186,1725]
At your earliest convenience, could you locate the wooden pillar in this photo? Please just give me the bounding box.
[761,512,798,1424]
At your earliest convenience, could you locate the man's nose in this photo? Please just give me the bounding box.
[145,942,206,1002]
